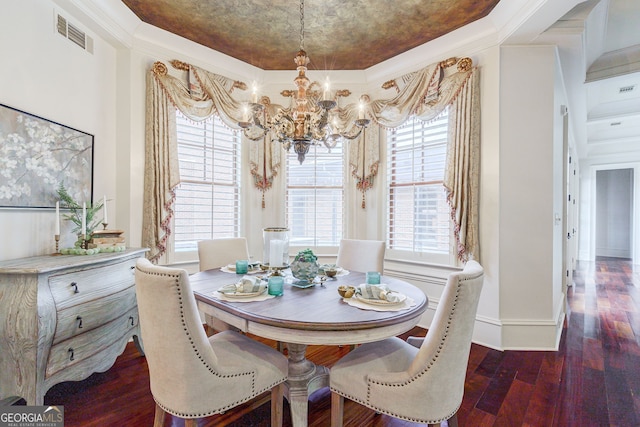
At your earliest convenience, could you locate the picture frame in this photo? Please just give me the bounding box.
[0,103,94,209]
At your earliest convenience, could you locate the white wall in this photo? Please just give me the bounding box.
[0,0,118,259]
[595,168,633,258]
[498,45,566,349]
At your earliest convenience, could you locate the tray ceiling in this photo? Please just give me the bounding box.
[121,0,500,70]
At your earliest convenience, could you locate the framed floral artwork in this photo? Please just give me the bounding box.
[0,103,94,208]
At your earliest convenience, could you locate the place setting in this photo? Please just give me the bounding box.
[338,271,415,312]
[213,276,282,302]
[318,264,350,279]
[220,259,262,274]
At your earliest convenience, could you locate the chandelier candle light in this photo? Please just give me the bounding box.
[238,0,370,164]
[81,202,86,243]
[102,195,108,230]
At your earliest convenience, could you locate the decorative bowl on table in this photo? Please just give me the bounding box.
[337,285,356,298]
[290,249,319,284]
[325,269,338,278]
[319,263,338,277]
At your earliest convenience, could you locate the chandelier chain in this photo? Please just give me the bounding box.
[237,0,370,165]
[299,0,305,51]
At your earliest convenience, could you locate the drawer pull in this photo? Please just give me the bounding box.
[129,316,135,326]
[70,282,79,293]
[68,348,75,361]
[76,316,83,329]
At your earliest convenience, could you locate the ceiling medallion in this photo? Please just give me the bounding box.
[238,0,370,164]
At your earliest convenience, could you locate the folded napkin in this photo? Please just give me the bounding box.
[219,276,267,294]
[357,284,403,303]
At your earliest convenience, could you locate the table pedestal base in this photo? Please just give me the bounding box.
[284,342,330,427]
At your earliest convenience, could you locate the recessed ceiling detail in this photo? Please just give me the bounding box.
[121,0,500,70]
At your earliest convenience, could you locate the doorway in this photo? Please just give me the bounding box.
[595,168,634,259]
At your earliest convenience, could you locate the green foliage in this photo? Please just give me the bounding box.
[57,183,104,237]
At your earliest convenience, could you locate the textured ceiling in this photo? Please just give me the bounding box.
[121,0,501,70]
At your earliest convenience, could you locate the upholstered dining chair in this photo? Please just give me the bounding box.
[134,258,288,427]
[197,237,251,333]
[197,237,250,272]
[335,239,385,273]
[329,260,484,427]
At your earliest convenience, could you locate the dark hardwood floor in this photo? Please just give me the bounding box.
[31,257,640,426]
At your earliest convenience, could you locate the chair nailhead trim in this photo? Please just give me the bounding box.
[330,388,461,424]
[349,271,482,423]
[137,264,288,418]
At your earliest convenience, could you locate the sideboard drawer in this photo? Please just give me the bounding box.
[46,306,139,378]
[53,286,137,344]
[49,258,137,309]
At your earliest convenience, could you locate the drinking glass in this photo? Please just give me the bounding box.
[268,276,284,296]
[235,260,248,274]
[366,271,381,285]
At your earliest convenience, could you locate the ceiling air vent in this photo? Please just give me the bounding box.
[55,12,94,54]
[619,85,635,94]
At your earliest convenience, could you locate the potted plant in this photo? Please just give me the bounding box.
[57,183,104,239]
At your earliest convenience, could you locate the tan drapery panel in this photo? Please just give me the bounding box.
[367,61,444,128]
[142,60,246,262]
[348,127,379,209]
[444,68,480,261]
[142,63,181,263]
[248,132,282,208]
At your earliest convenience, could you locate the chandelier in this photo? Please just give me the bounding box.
[238,0,370,164]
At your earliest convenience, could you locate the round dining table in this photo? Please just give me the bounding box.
[189,267,428,427]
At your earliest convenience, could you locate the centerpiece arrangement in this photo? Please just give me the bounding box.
[290,248,319,286]
[57,184,103,239]
[56,184,125,255]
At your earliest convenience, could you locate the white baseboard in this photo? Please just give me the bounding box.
[417,305,504,351]
[416,299,565,351]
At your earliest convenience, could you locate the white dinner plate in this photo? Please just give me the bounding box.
[222,265,261,274]
[218,288,267,298]
[353,293,406,306]
[322,267,349,277]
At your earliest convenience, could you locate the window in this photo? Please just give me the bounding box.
[286,145,343,247]
[387,111,451,258]
[173,112,241,254]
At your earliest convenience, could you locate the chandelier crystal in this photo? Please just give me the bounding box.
[238,0,370,164]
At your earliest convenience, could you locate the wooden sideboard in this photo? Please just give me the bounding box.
[0,248,147,405]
